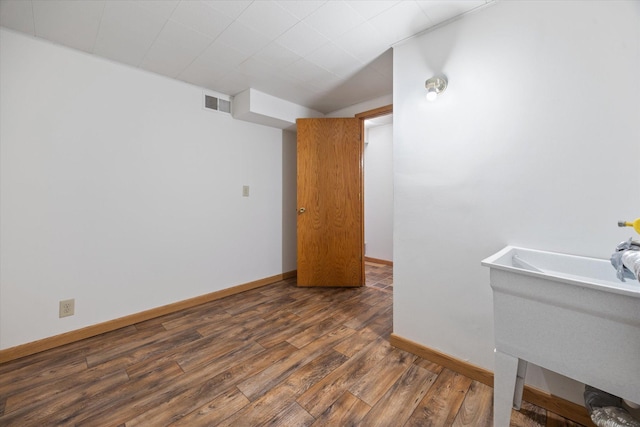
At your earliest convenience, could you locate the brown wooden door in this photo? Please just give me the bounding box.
[296,117,364,287]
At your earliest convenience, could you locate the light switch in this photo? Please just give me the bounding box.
[242,185,250,197]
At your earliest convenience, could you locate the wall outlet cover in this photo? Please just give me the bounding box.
[59,299,75,318]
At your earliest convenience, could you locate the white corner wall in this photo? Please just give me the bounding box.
[0,29,292,350]
[281,130,298,272]
[393,0,639,404]
[365,124,393,261]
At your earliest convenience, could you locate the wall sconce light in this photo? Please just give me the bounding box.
[425,76,447,101]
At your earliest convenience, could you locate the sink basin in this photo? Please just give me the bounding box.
[482,246,640,427]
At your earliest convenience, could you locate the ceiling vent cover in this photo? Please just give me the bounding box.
[204,94,231,114]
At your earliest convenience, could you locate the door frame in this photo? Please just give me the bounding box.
[355,104,393,280]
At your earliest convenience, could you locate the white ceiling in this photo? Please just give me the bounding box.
[0,0,492,114]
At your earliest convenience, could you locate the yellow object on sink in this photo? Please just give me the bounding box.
[619,218,640,234]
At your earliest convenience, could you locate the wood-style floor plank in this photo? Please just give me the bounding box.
[360,363,439,427]
[452,380,494,427]
[348,346,416,406]
[125,341,294,427]
[216,380,299,426]
[546,410,585,427]
[511,401,548,427]
[236,325,355,401]
[4,360,127,414]
[264,402,316,427]
[405,368,474,427]
[312,391,371,426]
[415,355,446,375]
[0,264,589,426]
[166,386,250,427]
[0,356,87,397]
[1,368,131,426]
[296,336,394,417]
[332,326,380,358]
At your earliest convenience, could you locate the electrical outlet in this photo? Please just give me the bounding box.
[242,185,250,197]
[59,299,75,318]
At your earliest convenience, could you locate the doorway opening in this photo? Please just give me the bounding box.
[356,106,393,289]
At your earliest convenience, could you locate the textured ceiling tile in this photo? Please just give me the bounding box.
[344,0,400,20]
[170,0,234,39]
[93,1,167,66]
[140,19,213,78]
[305,42,363,79]
[197,40,249,69]
[32,0,105,52]
[252,74,307,100]
[236,57,280,77]
[306,70,344,93]
[0,0,35,34]
[368,49,393,78]
[252,42,302,69]
[200,0,252,20]
[284,58,335,84]
[275,0,326,20]
[367,1,433,44]
[304,0,365,40]
[179,63,228,90]
[134,0,179,21]
[213,71,252,96]
[0,0,483,113]
[340,65,391,99]
[415,0,485,23]
[272,84,326,111]
[236,0,299,39]
[215,21,271,56]
[276,21,329,57]
[179,41,247,88]
[338,21,390,64]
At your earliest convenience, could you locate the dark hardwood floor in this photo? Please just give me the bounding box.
[364,261,393,293]
[0,263,584,426]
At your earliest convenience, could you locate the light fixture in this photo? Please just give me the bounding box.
[425,76,448,101]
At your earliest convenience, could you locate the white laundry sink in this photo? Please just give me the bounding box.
[482,246,640,427]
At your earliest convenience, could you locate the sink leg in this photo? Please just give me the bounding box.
[494,350,523,427]
[514,358,528,410]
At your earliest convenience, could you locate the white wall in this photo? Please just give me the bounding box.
[0,29,292,350]
[393,0,639,404]
[365,124,393,261]
[281,130,298,272]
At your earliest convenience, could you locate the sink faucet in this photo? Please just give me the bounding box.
[618,218,640,234]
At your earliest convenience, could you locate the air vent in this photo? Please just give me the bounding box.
[204,94,231,114]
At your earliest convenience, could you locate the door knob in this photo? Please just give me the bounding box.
[298,207,306,214]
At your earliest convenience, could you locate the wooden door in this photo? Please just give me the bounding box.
[296,118,363,287]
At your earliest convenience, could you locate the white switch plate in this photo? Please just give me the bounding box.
[242,185,250,197]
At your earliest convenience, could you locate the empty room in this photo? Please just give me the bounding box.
[1,1,639,426]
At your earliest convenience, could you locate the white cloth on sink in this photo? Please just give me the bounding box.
[621,250,640,281]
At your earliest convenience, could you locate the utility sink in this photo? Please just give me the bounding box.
[482,246,640,427]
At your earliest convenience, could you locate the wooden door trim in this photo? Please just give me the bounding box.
[355,104,393,120]
[355,104,393,284]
